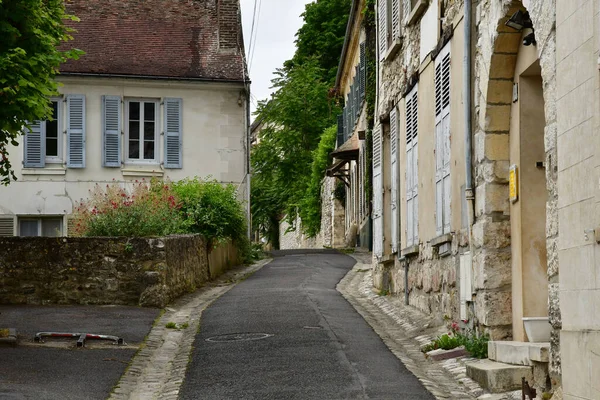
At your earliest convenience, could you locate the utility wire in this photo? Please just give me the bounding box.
[248,0,262,73]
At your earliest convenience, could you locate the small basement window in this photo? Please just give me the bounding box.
[19,217,63,237]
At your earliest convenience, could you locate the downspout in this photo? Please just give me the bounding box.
[464,0,474,289]
[245,83,252,240]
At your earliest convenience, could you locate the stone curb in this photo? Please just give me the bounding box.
[339,253,484,399]
[109,258,272,400]
[0,328,17,345]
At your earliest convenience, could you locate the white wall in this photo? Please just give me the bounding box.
[0,76,247,225]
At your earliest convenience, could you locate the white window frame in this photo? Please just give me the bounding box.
[45,98,63,164]
[18,217,63,237]
[125,99,160,165]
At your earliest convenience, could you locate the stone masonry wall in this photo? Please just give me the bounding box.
[0,235,209,308]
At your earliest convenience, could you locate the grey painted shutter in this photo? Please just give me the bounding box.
[435,44,451,235]
[102,95,122,167]
[406,86,418,246]
[403,0,410,21]
[390,107,399,253]
[164,98,183,169]
[392,0,400,39]
[360,42,366,102]
[378,0,388,60]
[373,124,383,258]
[67,94,86,168]
[355,66,360,117]
[24,120,45,168]
[337,114,344,147]
[0,216,15,236]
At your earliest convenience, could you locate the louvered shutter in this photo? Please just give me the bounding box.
[435,44,451,235]
[349,86,355,131]
[67,95,86,168]
[373,124,383,258]
[392,0,400,39]
[102,96,122,167]
[337,114,344,148]
[390,107,399,253]
[0,216,15,236]
[403,0,410,21]
[164,98,183,169]
[355,66,361,117]
[406,86,418,246]
[24,120,45,168]
[378,0,388,60]
[360,42,366,102]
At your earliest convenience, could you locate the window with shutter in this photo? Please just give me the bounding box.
[164,98,183,169]
[360,42,366,102]
[67,95,86,168]
[373,124,383,257]
[435,43,451,236]
[392,0,401,40]
[337,114,344,148]
[390,107,399,254]
[355,66,361,118]
[0,216,15,236]
[126,100,159,163]
[378,0,388,60]
[405,85,418,247]
[102,96,122,167]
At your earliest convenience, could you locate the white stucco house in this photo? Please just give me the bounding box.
[0,0,249,237]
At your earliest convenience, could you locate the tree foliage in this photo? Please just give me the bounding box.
[251,0,351,245]
[0,0,82,184]
[298,124,337,237]
[285,0,351,85]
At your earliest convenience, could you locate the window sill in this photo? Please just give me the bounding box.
[121,166,164,178]
[401,245,420,257]
[430,233,452,247]
[22,167,66,176]
[405,0,428,27]
[383,37,403,62]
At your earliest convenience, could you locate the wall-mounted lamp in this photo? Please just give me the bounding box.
[505,10,536,47]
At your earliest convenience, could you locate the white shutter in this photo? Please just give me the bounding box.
[102,96,122,167]
[406,85,418,247]
[24,120,45,168]
[403,0,411,22]
[390,107,399,254]
[378,0,388,60]
[435,43,451,235]
[373,124,383,258]
[0,216,15,236]
[164,98,183,169]
[392,0,401,40]
[67,95,86,168]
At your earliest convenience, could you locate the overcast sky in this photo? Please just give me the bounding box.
[240,0,314,118]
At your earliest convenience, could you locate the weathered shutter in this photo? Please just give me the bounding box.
[403,0,411,21]
[67,95,86,168]
[435,44,451,235]
[102,95,121,167]
[350,85,355,131]
[392,0,401,39]
[373,124,383,258]
[360,42,366,102]
[390,107,399,253]
[337,114,344,148]
[355,66,361,117]
[406,86,418,246]
[378,0,388,60]
[0,216,15,236]
[164,98,183,169]
[24,120,45,168]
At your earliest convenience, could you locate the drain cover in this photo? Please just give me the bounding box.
[205,333,273,343]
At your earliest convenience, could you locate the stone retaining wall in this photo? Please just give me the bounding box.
[0,235,213,308]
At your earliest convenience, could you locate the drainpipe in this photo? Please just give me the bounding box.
[464,0,475,288]
[245,83,252,240]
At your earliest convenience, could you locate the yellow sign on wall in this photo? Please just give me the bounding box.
[509,165,518,203]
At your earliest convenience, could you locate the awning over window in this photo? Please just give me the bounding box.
[330,132,359,161]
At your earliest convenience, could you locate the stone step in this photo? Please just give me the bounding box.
[0,328,17,345]
[466,359,533,393]
[488,341,550,366]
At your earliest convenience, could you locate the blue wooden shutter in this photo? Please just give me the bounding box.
[24,120,45,168]
[360,42,366,102]
[102,96,121,167]
[164,98,183,169]
[373,124,383,258]
[337,114,344,148]
[67,95,86,168]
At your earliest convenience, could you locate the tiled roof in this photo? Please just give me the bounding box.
[60,0,247,82]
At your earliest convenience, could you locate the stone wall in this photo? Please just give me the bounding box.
[0,235,211,308]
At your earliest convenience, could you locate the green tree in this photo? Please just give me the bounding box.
[285,0,352,84]
[0,0,82,184]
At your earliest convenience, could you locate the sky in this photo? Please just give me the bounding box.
[240,0,314,118]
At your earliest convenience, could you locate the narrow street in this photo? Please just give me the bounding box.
[179,250,434,399]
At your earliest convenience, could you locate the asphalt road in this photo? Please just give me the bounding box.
[0,305,159,400]
[179,250,435,400]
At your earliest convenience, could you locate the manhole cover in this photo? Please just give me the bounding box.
[205,333,273,342]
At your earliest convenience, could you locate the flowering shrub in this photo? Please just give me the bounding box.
[421,321,489,359]
[71,179,187,237]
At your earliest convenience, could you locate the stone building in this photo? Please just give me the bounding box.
[328,0,372,250]
[0,0,249,237]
